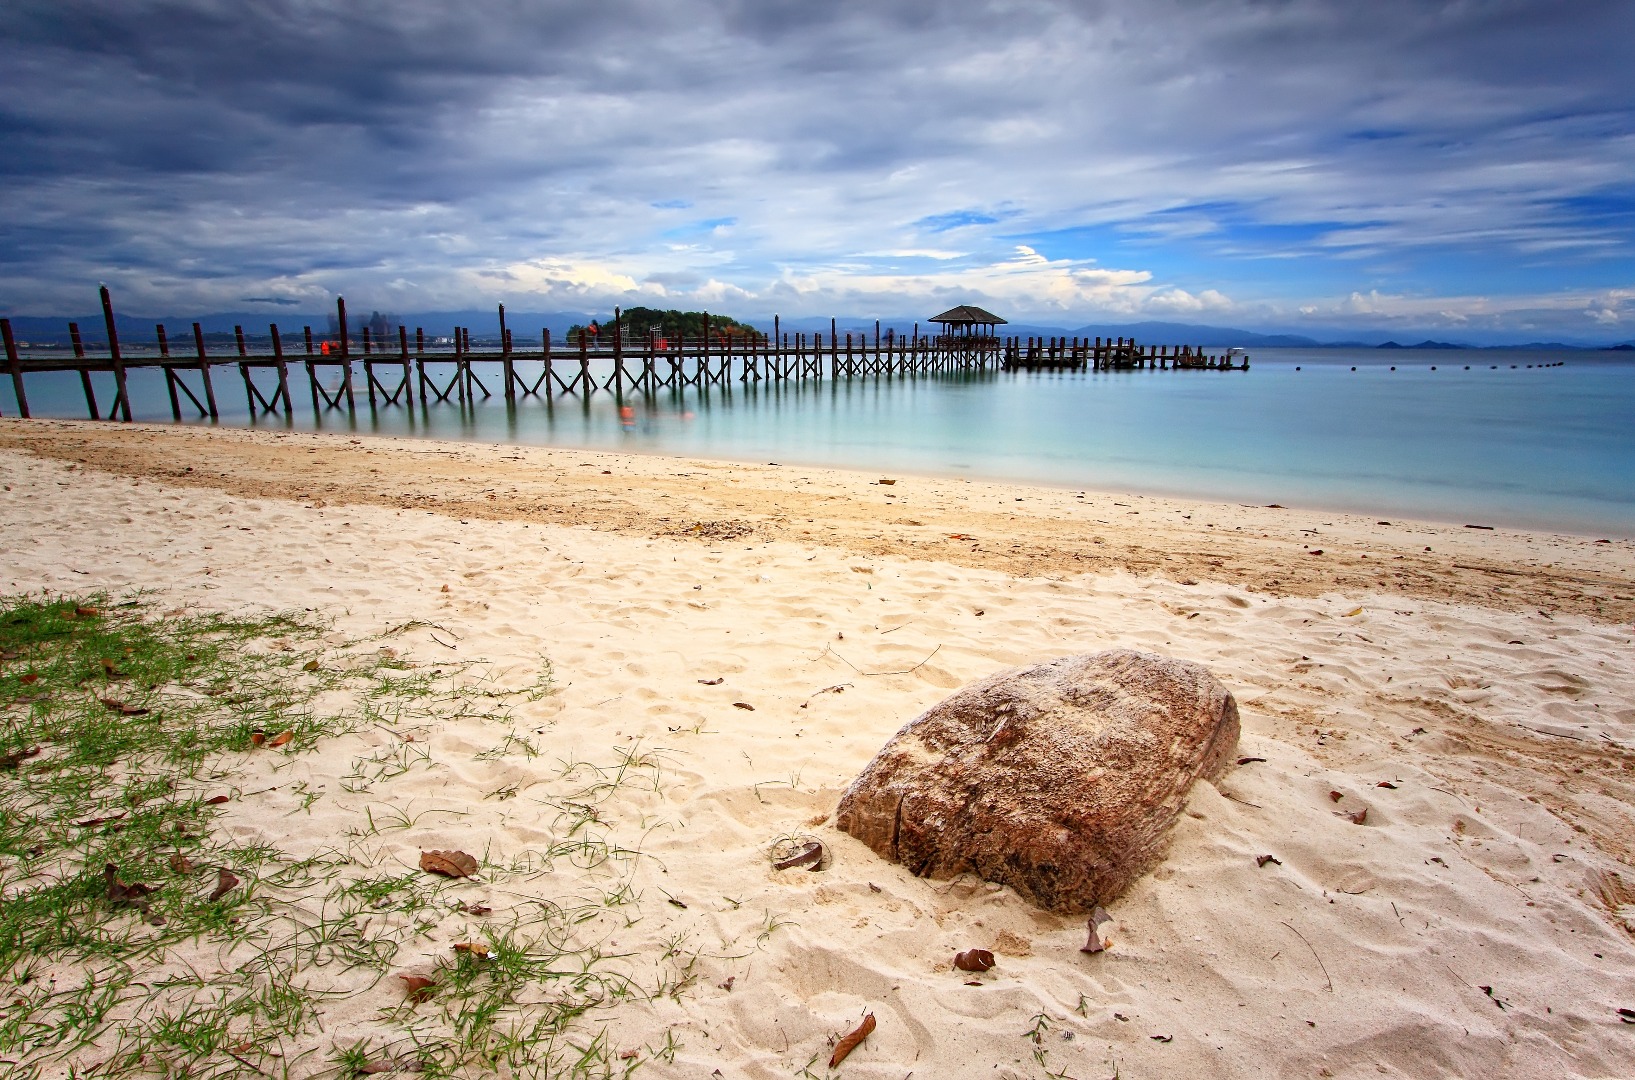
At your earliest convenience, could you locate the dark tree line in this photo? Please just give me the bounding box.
[570,307,759,341]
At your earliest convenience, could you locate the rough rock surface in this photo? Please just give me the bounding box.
[835,649,1239,912]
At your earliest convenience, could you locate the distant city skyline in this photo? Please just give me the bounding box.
[3,1,1632,342]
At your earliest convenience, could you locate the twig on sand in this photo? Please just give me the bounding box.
[1280,921,1333,992]
[826,643,942,676]
[429,632,457,650]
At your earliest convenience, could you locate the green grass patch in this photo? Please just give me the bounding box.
[0,593,675,1079]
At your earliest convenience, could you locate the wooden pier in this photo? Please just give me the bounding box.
[0,290,1246,423]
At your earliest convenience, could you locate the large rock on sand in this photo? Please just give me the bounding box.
[835,649,1238,913]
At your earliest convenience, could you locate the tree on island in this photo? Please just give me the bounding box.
[568,307,760,342]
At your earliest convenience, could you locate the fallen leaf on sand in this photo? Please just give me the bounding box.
[771,839,824,872]
[1236,756,1267,765]
[0,745,41,770]
[18,672,38,684]
[267,729,294,748]
[1377,781,1398,789]
[100,697,149,716]
[420,850,479,878]
[76,812,127,827]
[1618,1007,1634,1024]
[619,1049,638,1060]
[452,942,497,959]
[168,853,193,874]
[104,863,164,924]
[456,901,492,916]
[718,976,735,992]
[399,974,438,1004]
[1349,808,1369,825]
[1080,906,1113,954]
[1151,1034,1173,1043]
[302,660,320,672]
[204,795,230,805]
[1329,791,1344,802]
[1342,607,1363,617]
[698,677,724,685]
[75,606,102,618]
[829,1013,876,1068]
[1307,549,1324,556]
[249,731,266,747]
[953,949,996,972]
[1257,855,1282,868]
[732,701,754,710]
[208,868,239,902]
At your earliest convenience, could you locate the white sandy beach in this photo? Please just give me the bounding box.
[3,419,1634,1079]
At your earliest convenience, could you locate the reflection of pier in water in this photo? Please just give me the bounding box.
[1,290,1246,424]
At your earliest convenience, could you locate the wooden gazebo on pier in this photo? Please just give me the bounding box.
[929,305,1006,366]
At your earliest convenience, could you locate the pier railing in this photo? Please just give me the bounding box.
[0,290,1246,422]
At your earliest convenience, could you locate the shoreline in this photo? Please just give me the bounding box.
[3,418,1632,624]
[3,417,1634,1077]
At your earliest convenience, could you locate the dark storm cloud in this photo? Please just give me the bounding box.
[1,0,1632,336]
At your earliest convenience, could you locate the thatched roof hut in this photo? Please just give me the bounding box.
[929,305,1007,329]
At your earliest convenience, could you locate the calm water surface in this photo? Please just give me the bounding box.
[8,347,1633,536]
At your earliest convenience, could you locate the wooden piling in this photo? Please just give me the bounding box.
[336,297,356,411]
[270,324,293,417]
[100,286,131,421]
[1,319,27,419]
[68,322,99,418]
[192,323,219,419]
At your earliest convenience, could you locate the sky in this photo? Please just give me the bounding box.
[3,0,1634,342]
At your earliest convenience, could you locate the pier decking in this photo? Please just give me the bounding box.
[1,291,1246,423]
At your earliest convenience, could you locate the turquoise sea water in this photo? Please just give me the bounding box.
[6,347,1633,536]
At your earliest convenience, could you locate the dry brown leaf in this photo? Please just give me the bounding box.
[1236,756,1267,765]
[1349,808,1369,826]
[772,840,824,872]
[1376,781,1398,789]
[104,863,164,924]
[455,900,492,916]
[18,672,38,684]
[168,853,193,874]
[267,730,294,748]
[697,677,724,685]
[0,745,41,770]
[829,1013,876,1068]
[302,660,320,672]
[1328,790,1344,802]
[399,974,438,1004]
[452,942,497,959]
[249,730,266,747]
[74,606,102,618]
[1256,854,1282,868]
[732,702,755,711]
[953,949,995,972]
[209,868,240,902]
[204,795,230,805]
[419,850,479,878]
[76,811,127,827]
[99,697,149,716]
[1080,905,1113,954]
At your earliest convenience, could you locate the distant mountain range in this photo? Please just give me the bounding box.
[4,309,1632,352]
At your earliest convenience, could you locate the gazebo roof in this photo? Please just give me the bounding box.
[929,305,1007,326]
